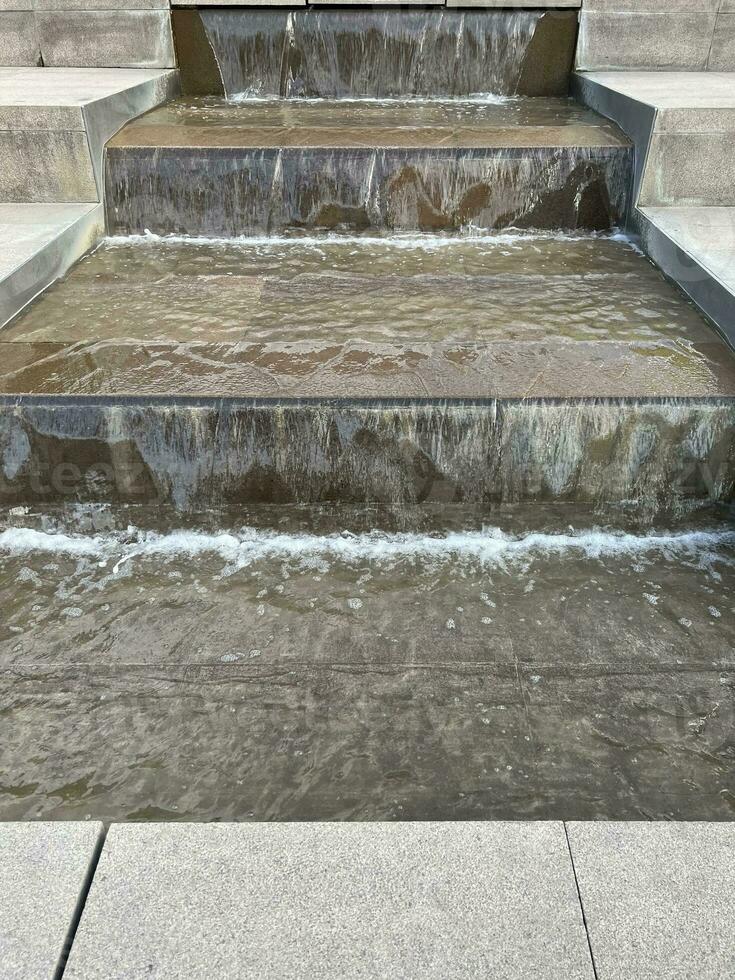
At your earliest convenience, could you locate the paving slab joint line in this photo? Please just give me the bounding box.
[53,824,108,980]
[563,822,599,980]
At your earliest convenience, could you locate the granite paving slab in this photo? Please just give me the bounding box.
[567,822,735,980]
[0,821,104,980]
[64,821,595,979]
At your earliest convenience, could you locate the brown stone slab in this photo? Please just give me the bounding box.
[1,340,734,399]
[107,123,628,151]
[108,97,631,151]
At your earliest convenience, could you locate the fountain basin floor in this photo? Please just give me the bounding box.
[104,97,632,235]
[1,504,734,822]
[3,234,734,399]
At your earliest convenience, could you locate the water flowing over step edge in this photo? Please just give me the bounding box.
[103,228,644,251]
[104,144,631,238]
[192,8,576,99]
[1,397,734,514]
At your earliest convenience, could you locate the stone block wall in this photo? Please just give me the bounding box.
[1,1,733,72]
[0,2,175,68]
[577,0,735,71]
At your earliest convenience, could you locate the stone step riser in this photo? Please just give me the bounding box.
[105,145,631,236]
[1,399,733,515]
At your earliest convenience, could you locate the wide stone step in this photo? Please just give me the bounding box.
[2,821,732,977]
[0,67,178,204]
[2,233,734,511]
[104,97,633,236]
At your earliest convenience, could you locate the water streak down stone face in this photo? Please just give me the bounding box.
[1,399,733,516]
[197,8,578,99]
[106,144,631,238]
[105,90,633,237]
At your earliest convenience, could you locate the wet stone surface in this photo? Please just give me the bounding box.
[3,234,733,402]
[104,99,632,235]
[195,8,578,99]
[2,236,735,513]
[1,399,735,513]
[0,504,734,822]
[114,97,629,148]
[3,235,714,346]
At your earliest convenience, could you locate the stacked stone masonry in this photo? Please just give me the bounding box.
[3,2,733,72]
[3,2,582,69]
[577,0,735,72]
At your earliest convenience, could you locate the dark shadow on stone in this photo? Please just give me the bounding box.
[172,9,225,97]
[516,10,578,97]
[496,163,616,231]
[2,432,158,506]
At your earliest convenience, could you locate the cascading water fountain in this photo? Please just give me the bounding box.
[0,7,734,824]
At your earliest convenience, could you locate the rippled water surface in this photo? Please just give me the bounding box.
[7,233,712,345]
[2,504,734,822]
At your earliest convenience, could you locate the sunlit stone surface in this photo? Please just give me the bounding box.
[62,823,593,979]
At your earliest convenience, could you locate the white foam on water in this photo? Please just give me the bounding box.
[229,94,514,106]
[1,526,733,573]
[104,228,637,251]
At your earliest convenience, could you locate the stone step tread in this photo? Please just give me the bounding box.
[1,338,734,399]
[4,234,732,399]
[641,206,735,294]
[0,821,103,980]
[0,203,103,328]
[0,820,731,977]
[0,203,100,279]
[576,71,735,113]
[0,67,179,130]
[567,823,735,980]
[108,96,631,150]
[4,234,710,346]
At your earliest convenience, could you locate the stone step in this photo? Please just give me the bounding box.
[573,70,735,344]
[104,97,633,235]
[0,66,179,204]
[0,202,102,326]
[567,823,735,980]
[1,819,732,977]
[640,206,735,347]
[61,822,594,979]
[2,232,734,511]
